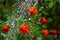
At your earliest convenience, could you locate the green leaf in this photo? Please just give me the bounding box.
[59,0,60,3]
[48,2,54,8]
[48,18,53,23]
[42,25,47,29]
[36,37,42,40]
[36,36,43,40]
[43,12,49,16]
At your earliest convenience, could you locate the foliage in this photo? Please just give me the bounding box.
[0,0,60,40]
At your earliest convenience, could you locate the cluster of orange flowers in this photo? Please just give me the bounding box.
[1,6,58,36]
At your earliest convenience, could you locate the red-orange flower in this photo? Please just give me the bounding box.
[2,25,10,32]
[52,29,58,35]
[18,23,29,34]
[42,29,49,36]
[40,17,47,24]
[27,6,37,15]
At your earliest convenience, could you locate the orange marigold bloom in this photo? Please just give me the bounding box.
[18,23,29,34]
[2,25,10,32]
[27,6,37,15]
[42,29,49,36]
